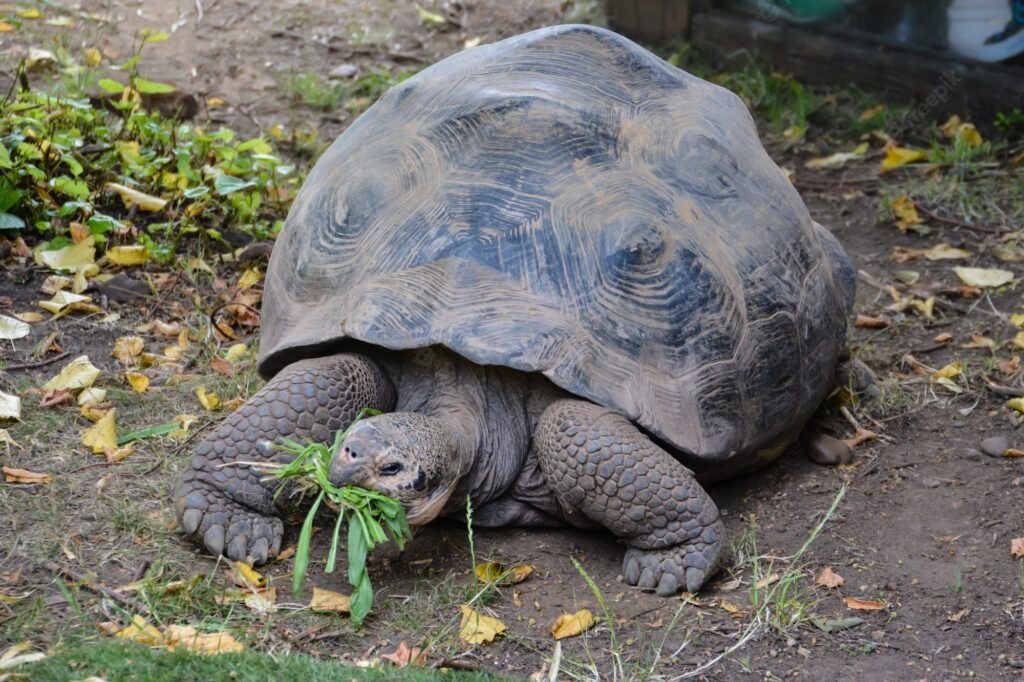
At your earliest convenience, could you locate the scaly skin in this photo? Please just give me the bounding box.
[533,399,724,595]
[173,354,395,564]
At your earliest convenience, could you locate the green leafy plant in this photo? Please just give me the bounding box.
[271,409,413,625]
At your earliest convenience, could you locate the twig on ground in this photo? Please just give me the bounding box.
[2,352,71,372]
[914,201,1004,234]
[45,561,150,616]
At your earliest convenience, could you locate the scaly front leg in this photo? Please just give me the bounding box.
[532,399,725,595]
[173,353,395,564]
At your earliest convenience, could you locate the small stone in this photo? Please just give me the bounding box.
[328,63,358,79]
[921,477,942,488]
[981,436,1010,458]
[961,448,982,462]
[805,432,853,466]
[870,630,885,641]
[1011,476,1023,487]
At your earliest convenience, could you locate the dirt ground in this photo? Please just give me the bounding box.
[2,0,1024,680]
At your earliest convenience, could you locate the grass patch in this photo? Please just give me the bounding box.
[19,640,505,681]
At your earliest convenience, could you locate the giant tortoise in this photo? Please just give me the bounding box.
[174,24,855,595]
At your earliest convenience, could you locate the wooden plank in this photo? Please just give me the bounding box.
[689,10,1024,123]
[608,0,695,42]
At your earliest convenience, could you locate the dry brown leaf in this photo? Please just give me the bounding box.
[961,334,995,351]
[754,573,780,589]
[998,356,1020,375]
[381,641,428,668]
[854,314,889,329]
[719,599,745,615]
[843,596,886,611]
[815,566,844,589]
[151,320,182,336]
[309,587,350,613]
[209,357,235,377]
[947,608,970,623]
[3,466,53,484]
[39,388,73,408]
[1011,537,1024,559]
[1004,448,1024,458]
[459,605,506,644]
[111,336,144,365]
[549,609,595,639]
[276,545,296,561]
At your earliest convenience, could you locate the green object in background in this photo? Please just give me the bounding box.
[756,0,846,22]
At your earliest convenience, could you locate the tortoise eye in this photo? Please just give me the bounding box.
[380,462,404,477]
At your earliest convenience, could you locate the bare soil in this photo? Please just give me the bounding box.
[2,1,1024,680]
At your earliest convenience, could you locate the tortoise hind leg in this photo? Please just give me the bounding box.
[174,353,395,564]
[532,399,724,595]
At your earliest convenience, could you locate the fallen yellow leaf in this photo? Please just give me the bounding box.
[38,290,99,316]
[0,315,30,341]
[3,466,53,484]
[196,387,221,411]
[1007,397,1024,414]
[164,624,244,655]
[719,599,744,615]
[125,372,149,393]
[112,336,145,365]
[953,267,1014,288]
[955,122,983,147]
[14,312,45,323]
[224,343,248,362]
[0,391,21,420]
[105,444,134,462]
[230,561,265,588]
[891,195,923,231]
[881,145,926,172]
[843,596,886,611]
[17,8,42,18]
[106,182,167,212]
[43,355,100,392]
[961,334,995,351]
[115,615,164,645]
[35,236,97,273]
[804,143,869,170]
[932,362,963,380]
[0,21,14,31]
[459,605,506,644]
[106,245,151,266]
[1011,313,1024,328]
[923,243,971,260]
[82,409,117,454]
[474,561,534,585]
[309,587,351,613]
[1013,332,1024,350]
[236,268,262,290]
[550,609,596,639]
[84,47,102,66]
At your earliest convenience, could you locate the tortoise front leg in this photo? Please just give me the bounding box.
[173,353,395,564]
[533,399,724,595]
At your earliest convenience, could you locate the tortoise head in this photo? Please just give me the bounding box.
[327,413,465,525]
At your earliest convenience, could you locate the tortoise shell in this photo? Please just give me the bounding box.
[258,24,854,474]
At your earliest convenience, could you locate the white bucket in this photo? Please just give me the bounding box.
[948,0,1024,61]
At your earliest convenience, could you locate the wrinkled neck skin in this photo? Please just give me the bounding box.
[382,347,535,519]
